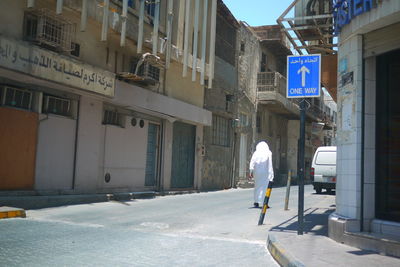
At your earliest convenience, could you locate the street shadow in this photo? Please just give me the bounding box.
[269,207,335,236]
[312,190,336,196]
[347,250,379,256]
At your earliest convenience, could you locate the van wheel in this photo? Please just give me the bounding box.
[315,187,322,194]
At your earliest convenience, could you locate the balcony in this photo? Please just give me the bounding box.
[251,25,292,58]
[257,72,327,123]
[257,72,299,119]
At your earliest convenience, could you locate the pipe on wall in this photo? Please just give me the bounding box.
[200,0,208,85]
[27,0,35,8]
[80,0,88,32]
[137,0,145,53]
[120,0,128,46]
[208,0,217,88]
[152,0,161,55]
[165,0,174,69]
[191,0,200,81]
[56,0,63,14]
[182,0,191,77]
[101,0,110,41]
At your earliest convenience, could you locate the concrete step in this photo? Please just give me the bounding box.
[344,231,400,258]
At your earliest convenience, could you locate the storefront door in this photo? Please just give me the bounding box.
[376,49,400,222]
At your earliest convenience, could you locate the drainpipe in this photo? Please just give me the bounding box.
[200,0,208,85]
[165,0,174,69]
[120,0,128,47]
[27,0,34,8]
[80,0,88,32]
[72,98,81,190]
[360,35,365,232]
[101,0,110,41]
[192,0,200,81]
[182,0,191,77]
[152,0,160,55]
[56,0,63,14]
[137,0,145,53]
[208,0,217,88]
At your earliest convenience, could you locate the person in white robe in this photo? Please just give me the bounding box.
[249,141,274,207]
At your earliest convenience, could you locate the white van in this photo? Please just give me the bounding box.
[311,146,336,194]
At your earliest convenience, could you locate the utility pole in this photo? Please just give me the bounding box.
[298,99,306,235]
[287,54,321,236]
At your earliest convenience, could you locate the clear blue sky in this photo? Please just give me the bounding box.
[222,0,295,26]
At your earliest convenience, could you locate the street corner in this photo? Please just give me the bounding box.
[0,206,26,219]
[267,234,305,267]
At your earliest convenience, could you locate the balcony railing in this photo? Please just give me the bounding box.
[257,72,287,96]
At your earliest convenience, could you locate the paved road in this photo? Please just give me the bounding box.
[0,185,334,266]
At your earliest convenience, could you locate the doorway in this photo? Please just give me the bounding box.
[376,48,400,222]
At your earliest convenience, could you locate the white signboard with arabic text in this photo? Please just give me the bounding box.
[0,37,115,97]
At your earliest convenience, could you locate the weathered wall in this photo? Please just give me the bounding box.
[202,7,238,190]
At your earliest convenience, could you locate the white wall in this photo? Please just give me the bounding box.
[74,96,103,192]
[101,116,148,190]
[336,34,363,220]
[35,115,76,190]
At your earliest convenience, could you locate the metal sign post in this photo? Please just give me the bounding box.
[287,54,321,235]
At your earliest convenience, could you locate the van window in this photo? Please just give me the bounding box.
[315,151,336,165]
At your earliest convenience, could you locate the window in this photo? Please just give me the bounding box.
[103,109,124,127]
[70,42,80,57]
[42,94,71,117]
[239,113,250,127]
[240,42,245,52]
[225,94,234,112]
[212,115,230,147]
[1,87,32,110]
[268,115,273,137]
[256,115,261,133]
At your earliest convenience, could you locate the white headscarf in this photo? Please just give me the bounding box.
[249,141,274,182]
[250,141,272,165]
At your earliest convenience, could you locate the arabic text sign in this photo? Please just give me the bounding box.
[0,37,115,97]
[287,54,321,98]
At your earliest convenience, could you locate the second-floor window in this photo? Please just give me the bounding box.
[212,115,230,147]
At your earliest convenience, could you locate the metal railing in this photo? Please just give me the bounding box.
[257,72,287,96]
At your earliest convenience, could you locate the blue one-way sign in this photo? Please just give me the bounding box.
[287,54,321,98]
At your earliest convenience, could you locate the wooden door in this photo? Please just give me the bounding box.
[0,107,38,190]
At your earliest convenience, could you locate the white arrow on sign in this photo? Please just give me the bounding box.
[297,66,310,87]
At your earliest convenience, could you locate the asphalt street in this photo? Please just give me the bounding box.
[0,185,335,266]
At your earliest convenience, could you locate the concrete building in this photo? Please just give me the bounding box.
[0,0,217,194]
[234,22,260,187]
[328,0,400,257]
[252,25,333,185]
[201,0,239,190]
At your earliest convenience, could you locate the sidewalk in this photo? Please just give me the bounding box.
[0,190,199,210]
[266,206,400,267]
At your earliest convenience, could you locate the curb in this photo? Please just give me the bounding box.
[267,234,305,267]
[0,206,26,219]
